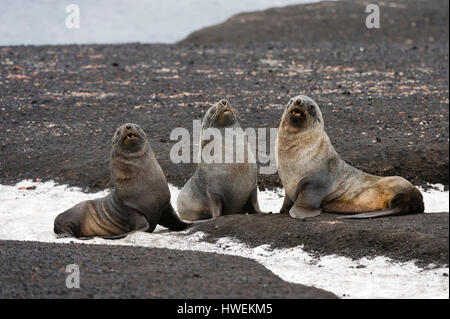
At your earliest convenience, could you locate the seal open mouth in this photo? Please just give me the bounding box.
[223,108,232,115]
[290,108,305,118]
[122,132,140,145]
[125,133,137,141]
[216,105,234,118]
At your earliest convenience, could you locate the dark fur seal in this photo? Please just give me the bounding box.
[276,95,424,219]
[177,99,265,221]
[54,123,189,239]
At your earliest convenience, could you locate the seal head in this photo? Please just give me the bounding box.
[283,95,324,130]
[202,99,240,128]
[112,123,147,154]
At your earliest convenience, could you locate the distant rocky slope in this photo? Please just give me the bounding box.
[181,0,449,45]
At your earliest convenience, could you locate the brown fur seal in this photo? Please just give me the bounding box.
[276,95,424,219]
[54,123,189,239]
[177,99,265,221]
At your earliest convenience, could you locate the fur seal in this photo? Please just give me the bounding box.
[177,99,265,221]
[54,123,189,239]
[276,95,424,219]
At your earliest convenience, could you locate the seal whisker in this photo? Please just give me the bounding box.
[232,108,242,120]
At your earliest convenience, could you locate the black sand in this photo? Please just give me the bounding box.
[190,212,449,268]
[0,240,336,298]
[0,1,448,191]
[0,0,448,298]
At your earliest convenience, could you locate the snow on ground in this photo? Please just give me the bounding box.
[0,180,448,298]
[418,184,450,213]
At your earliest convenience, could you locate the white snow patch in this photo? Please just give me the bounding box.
[0,180,448,299]
[418,184,449,213]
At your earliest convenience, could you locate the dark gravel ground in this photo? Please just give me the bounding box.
[0,1,448,191]
[0,0,448,299]
[190,212,449,268]
[0,42,448,190]
[0,240,336,299]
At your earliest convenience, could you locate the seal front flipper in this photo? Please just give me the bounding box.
[207,190,223,219]
[337,207,402,219]
[288,175,329,219]
[120,200,159,232]
[158,204,191,231]
[97,210,151,239]
[289,205,321,219]
[244,188,268,214]
[279,194,294,214]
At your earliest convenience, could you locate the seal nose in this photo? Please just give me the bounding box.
[126,124,132,130]
[220,99,228,106]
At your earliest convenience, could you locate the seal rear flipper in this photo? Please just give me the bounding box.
[93,221,153,240]
[289,205,321,219]
[337,207,402,219]
[77,215,151,239]
[98,226,151,239]
[338,188,425,219]
[158,204,191,231]
[94,233,132,240]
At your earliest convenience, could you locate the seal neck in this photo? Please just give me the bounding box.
[112,141,150,160]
